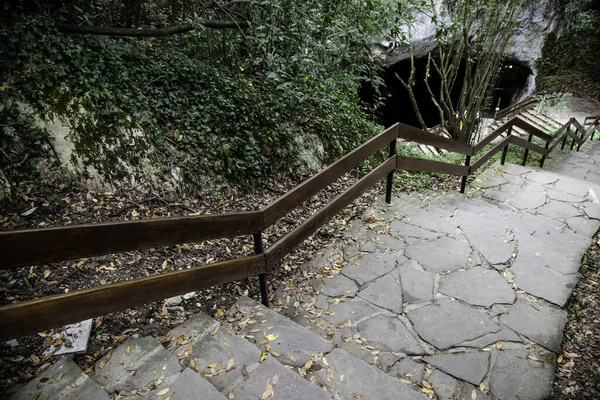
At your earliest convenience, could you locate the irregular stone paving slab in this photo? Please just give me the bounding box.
[232,297,334,367]
[357,274,403,313]
[188,326,261,392]
[11,357,109,400]
[423,352,489,386]
[390,220,439,239]
[341,252,397,285]
[371,234,407,252]
[506,190,547,210]
[322,298,382,326]
[526,170,560,185]
[404,237,472,273]
[438,266,515,307]
[94,337,181,393]
[458,328,523,348]
[388,357,425,384]
[552,176,594,197]
[537,199,583,219]
[510,258,579,306]
[582,201,600,219]
[398,261,434,303]
[407,299,501,350]
[515,233,582,275]
[231,358,331,400]
[459,219,515,265]
[166,312,220,352]
[459,383,490,400]
[427,369,458,400]
[402,208,459,234]
[358,315,424,355]
[166,368,227,400]
[565,215,600,236]
[500,296,567,352]
[315,274,359,297]
[309,349,427,400]
[547,189,586,202]
[489,350,555,400]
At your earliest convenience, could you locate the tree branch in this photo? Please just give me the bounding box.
[55,20,249,37]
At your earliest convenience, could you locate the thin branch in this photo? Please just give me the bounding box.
[55,20,249,37]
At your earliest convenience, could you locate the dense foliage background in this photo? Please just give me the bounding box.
[537,0,600,100]
[0,1,407,193]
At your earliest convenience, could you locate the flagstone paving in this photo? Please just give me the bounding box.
[282,141,600,399]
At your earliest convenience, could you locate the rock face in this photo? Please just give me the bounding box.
[373,0,559,98]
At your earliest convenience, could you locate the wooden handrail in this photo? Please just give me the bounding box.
[262,124,399,227]
[0,212,263,270]
[0,255,265,341]
[2,100,598,341]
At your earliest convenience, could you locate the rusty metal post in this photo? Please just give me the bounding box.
[385,139,397,204]
[253,233,269,307]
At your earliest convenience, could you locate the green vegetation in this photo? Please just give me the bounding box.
[0,1,409,193]
[537,0,600,100]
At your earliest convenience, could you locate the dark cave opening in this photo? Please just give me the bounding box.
[361,57,532,128]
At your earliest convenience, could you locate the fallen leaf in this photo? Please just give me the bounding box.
[126,344,132,355]
[265,333,279,341]
[162,260,168,270]
[156,388,170,396]
[261,379,274,399]
[208,362,220,369]
[226,359,234,370]
[55,373,64,382]
[21,207,38,216]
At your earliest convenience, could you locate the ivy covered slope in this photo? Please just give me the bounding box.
[537,0,600,100]
[0,1,406,193]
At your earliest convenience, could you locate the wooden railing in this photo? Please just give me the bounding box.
[1,111,599,342]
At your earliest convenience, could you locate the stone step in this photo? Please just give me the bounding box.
[165,308,332,399]
[10,357,109,400]
[229,296,427,400]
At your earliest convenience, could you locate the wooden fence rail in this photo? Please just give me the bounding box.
[2,98,600,342]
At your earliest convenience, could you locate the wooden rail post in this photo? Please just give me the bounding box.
[253,233,269,307]
[460,155,471,194]
[522,133,533,166]
[385,140,397,204]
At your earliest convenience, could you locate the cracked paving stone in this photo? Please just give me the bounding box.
[582,201,600,219]
[357,274,403,314]
[459,221,514,265]
[398,261,434,304]
[323,298,382,326]
[358,315,424,355]
[489,350,555,400]
[500,296,567,352]
[459,328,523,348]
[510,257,579,306]
[565,216,600,236]
[317,274,359,297]
[506,190,547,210]
[341,252,398,285]
[388,357,425,383]
[427,369,458,400]
[390,220,439,239]
[423,352,489,386]
[537,200,583,219]
[406,298,501,350]
[404,237,472,273]
[438,266,515,307]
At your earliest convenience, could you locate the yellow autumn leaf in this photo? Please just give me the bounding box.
[303,360,313,370]
[479,382,485,391]
[126,344,132,355]
[265,333,279,341]
[558,354,564,363]
[226,359,234,369]
[208,362,220,369]
[156,388,170,396]
[259,352,267,362]
[162,260,168,270]
[322,357,329,367]
[55,373,64,382]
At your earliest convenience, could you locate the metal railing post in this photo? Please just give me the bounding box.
[253,233,269,307]
[522,133,533,166]
[561,128,568,150]
[540,141,550,168]
[570,126,578,151]
[501,126,512,166]
[385,139,397,204]
[460,155,471,194]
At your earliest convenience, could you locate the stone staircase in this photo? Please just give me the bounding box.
[10,296,427,400]
[9,118,600,400]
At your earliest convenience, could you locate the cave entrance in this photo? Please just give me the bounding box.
[360,57,531,128]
